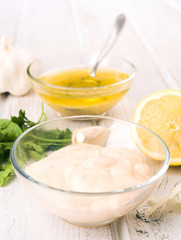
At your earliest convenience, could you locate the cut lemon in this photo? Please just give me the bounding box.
[133,89,181,166]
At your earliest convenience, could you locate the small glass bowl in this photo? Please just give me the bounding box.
[10,116,170,227]
[27,54,136,116]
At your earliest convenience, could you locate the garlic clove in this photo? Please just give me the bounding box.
[72,126,110,146]
[8,49,33,96]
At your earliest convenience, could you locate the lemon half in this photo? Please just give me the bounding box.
[133,89,181,166]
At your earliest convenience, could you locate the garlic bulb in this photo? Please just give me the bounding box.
[0,36,34,96]
[72,126,110,146]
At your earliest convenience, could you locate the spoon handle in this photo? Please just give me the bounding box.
[90,14,126,77]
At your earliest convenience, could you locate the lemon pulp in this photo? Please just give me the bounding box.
[133,90,181,166]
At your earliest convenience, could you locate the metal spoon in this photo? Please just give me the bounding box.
[90,14,126,78]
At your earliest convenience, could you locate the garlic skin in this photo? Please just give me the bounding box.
[147,184,181,214]
[0,36,34,96]
[72,126,110,146]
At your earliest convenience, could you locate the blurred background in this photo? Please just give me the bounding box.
[0,0,180,117]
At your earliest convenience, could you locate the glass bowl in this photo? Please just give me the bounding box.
[10,116,170,227]
[27,54,136,116]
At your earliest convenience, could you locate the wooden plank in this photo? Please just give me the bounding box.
[1,0,181,239]
[0,0,113,239]
[166,0,181,14]
[0,179,112,240]
[114,0,181,239]
[110,217,131,240]
[0,0,25,39]
[0,0,25,118]
[117,0,181,89]
[70,0,172,123]
[69,1,181,240]
[125,167,181,240]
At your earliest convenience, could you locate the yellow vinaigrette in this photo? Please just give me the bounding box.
[34,68,130,116]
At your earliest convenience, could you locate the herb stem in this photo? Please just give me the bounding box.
[29,133,72,143]
[36,103,47,124]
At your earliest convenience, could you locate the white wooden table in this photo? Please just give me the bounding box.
[0,0,181,239]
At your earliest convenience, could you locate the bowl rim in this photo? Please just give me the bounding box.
[27,54,136,91]
[10,115,170,196]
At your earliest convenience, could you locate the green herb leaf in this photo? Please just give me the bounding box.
[1,121,23,141]
[19,128,72,159]
[0,159,14,187]
[28,150,47,161]
[0,103,48,187]
[11,102,47,131]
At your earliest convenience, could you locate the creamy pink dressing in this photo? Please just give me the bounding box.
[25,143,152,192]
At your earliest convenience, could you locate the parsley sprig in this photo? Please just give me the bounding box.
[0,104,72,187]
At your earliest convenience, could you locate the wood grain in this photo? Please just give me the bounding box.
[0,0,181,239]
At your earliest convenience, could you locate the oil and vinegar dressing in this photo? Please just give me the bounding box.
[36,68,130,116]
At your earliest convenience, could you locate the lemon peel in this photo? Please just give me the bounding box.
[133,89,181,166]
